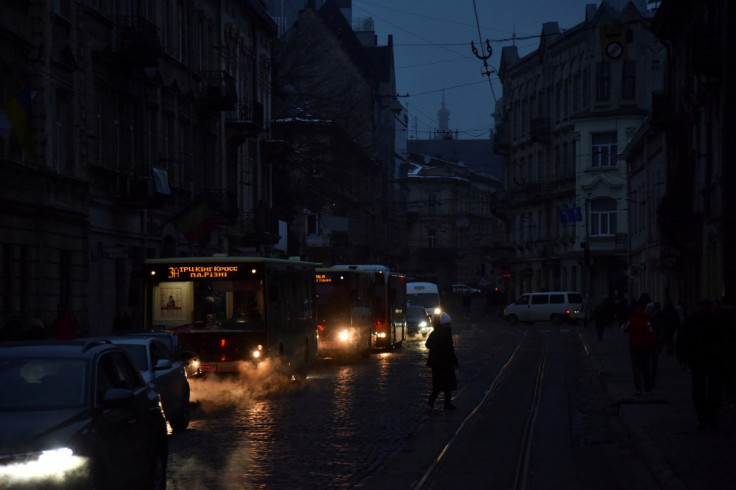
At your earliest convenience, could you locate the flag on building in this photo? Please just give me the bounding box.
[1,89,36,156]
[176,201,214,243]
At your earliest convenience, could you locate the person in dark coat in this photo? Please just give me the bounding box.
[593,296,615,341]
[676,299,726,429]
[659,299,681,356]
[426,312,459,409]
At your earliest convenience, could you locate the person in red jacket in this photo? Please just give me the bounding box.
[53,303,79,340]
[622,294,657,395]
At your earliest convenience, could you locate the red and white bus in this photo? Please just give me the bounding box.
[143,256,318,378]
[315,266,375,358]
[333,265,407,349]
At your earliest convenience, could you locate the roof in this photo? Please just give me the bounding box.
[0,339,117,357]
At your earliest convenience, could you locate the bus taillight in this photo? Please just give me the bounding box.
[220,338,227,347]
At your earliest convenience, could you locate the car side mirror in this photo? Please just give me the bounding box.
[154,359,172,370]
[101,387,135,407]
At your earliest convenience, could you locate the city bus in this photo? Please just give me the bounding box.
[143,256,318,378]
[333,265,407,349]
[315,267,375,358]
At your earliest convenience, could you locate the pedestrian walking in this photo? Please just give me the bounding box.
[582,294,593,328]
[646,302,663,388]
[53,303,79,340]
[592,297,615,341]
[622,294,657,395]
[676,299,726,429]
[426,312,459,410]
[659,299,681,356]
[720,295,736,410]
[461,293,472,319]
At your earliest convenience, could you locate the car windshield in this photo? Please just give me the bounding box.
[407,306,428,319]
[0,358,86,411]
[407,292,438,308]
[114,344,149,372]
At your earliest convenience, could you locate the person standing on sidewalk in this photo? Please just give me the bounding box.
[659,299,681,356]
[720,295,736,409]
[592,296,615,341]
[622,294,657,395]
[676,299,726,429]
[426,312,459,410]
[646,302,663,388]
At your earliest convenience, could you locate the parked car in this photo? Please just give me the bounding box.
[407,305,433,337]
[0,339,168,489]
[451,284,481,295]
[503,291,584,325]
[102,336,191,432]
[122,330,202,378]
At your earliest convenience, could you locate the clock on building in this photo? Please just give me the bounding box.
[606,41,624,60]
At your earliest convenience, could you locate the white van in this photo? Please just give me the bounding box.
[503,291,584,325]
[406,282,442,317]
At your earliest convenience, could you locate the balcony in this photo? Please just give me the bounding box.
[227,101,265,144]
[112,16,162,67]
[199,71,237,111]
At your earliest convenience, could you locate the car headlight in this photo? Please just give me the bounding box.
[433,307,442,316]
[0,447,88,483]
[418,320,427,329]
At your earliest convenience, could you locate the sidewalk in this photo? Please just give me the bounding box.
[579,324,736,490]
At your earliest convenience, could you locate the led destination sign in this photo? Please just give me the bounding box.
[148,263,256,281]
[316,274,332,283]
[168,265,238,278]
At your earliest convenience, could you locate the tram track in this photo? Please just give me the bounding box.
[414,330,551,490]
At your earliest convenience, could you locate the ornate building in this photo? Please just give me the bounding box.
[495,1,664,302]
[0,1,277,334]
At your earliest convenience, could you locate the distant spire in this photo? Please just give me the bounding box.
[437,89,450,139]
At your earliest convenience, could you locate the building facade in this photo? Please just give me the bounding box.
[1,1,277,334]
[623,0,736,308]
[495,1,663,303]
[404,154,504,291]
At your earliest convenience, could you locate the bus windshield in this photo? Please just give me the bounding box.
[152,278,265,331]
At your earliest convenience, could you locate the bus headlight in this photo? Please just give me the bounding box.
[251,344,263,359]
[338,329,351,342]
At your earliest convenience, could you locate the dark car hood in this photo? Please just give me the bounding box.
[0,408,89,455]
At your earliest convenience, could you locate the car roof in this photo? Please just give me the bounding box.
[521,291,581,295]
[0,339,120,358]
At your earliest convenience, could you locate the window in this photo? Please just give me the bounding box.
[549,294,564,304]
[622,61,636,99]
[307,214,318,235]
[590,198,617,236]
[531,295,549,305]
[427,229,436,248]
[595,63,610,101]
[592,132,617,168]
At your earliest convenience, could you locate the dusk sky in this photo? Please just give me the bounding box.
[352,0,640,140]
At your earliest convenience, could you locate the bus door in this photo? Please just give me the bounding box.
[387,274,407,345]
